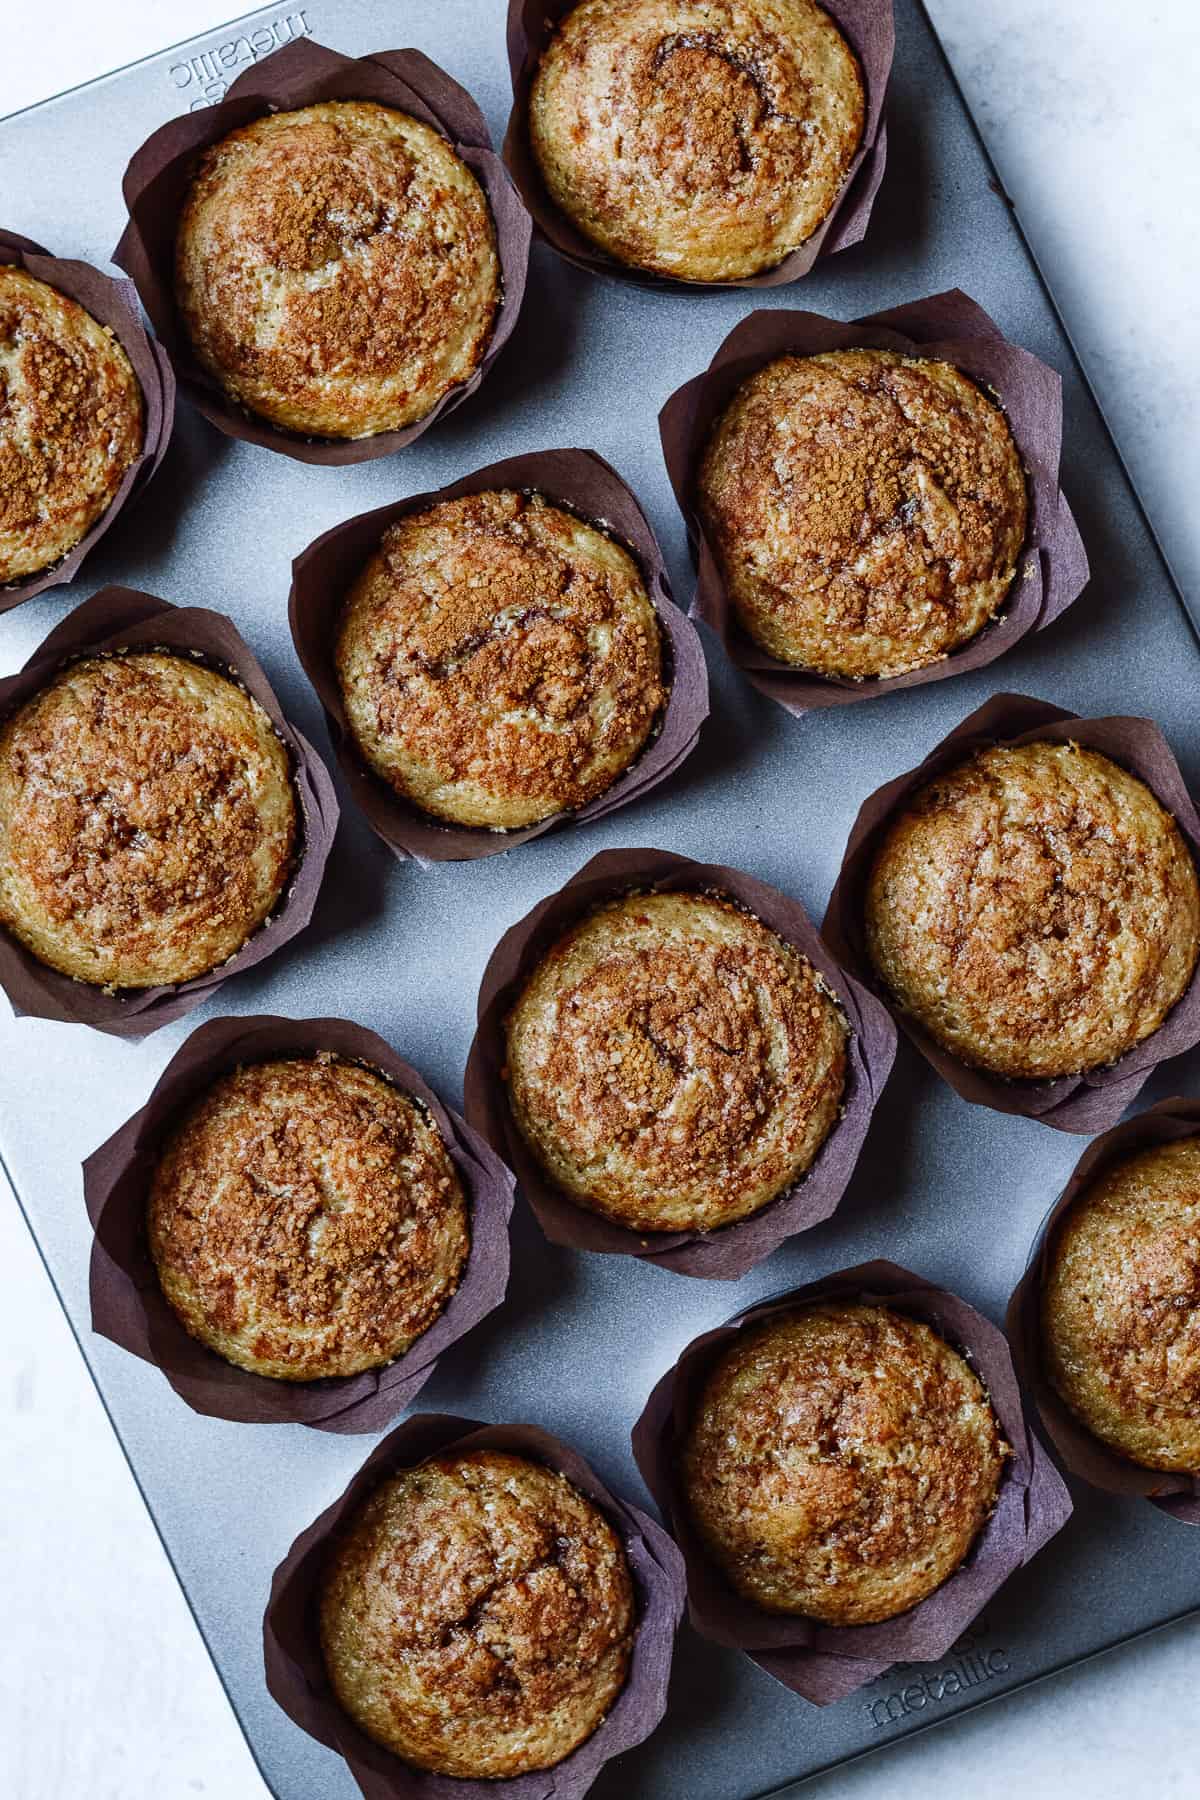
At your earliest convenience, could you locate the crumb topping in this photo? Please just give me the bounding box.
[505,891,847,1232]
[682,1304,1008,1623]
[0,652,295,989]
[698,349,1028,677]
[0,266,143,582]
[320,1449,634,1777]
[865,741,1200,1079]
[1044,1137,1200,1472]
[175,101,499,439]
[529,0,864,281]
[149,1055,468,1381]
[336,489,665,830]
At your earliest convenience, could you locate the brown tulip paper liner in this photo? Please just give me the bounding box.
[503,0,894,289]
[631,1259,1072,1704]
[464,848,896,1277]
[1007,1098,1200,1525]
[113,38,531,464]
[0,586,338,1039]
[289,450,709,866]
[0,229,175,612]
[823,692,1200,1133]
[264,1414,687,1796]
[83,1017,515,1433]
[659,289,1089,715]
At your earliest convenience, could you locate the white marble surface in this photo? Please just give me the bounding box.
[1,2,1198,1796]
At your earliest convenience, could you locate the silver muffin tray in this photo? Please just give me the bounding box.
[1,3,1198,1796]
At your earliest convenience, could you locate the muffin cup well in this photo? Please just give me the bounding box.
[1007,1098,1200,1525]
[503,0,894,289]
[0,586,338,1039]
[289,449,709,866]
[822,692,1200,1133]
[264,1414,686,1796]
[464,848,896,1278]
[631,1259,1072,1704]
[659,289,1089,714]
[83,1016,515,1433]
[113,37,531,463]
[0,229,175,612]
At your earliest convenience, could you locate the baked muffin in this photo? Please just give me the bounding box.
[681,1304,1008,1623]
[0,652,295,988]
[864,742,1200,1079]
[175,101,499,438]
[148,1056,468,1381]
[697,349,1028,677]
[529,0,864,282]
[319,1449,635,1777]
[0,265,143,582]
[505,891,847,1233]
[336,489,665,830]
[1042,1138,1200,1473]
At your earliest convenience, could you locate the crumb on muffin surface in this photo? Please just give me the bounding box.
[174,100,499,438]
[864,741,1200,1080]
[0,265,143,582]
[0,651,296,989]
[319,1448,634,1777]
[336,489,665,830]
[681,1303,1008,1623]
[148,1054,469,1382]
[529,0,865,282]
[504,889,847,1233]
[1043,1137,1200,1473]
[698,348,1028,678]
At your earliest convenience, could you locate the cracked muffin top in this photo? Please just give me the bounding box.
[0,265,143,582]
[0,652,295,989]
[681,1303,1008,1623]
[864,741,1200,1080]
[504,890,847,1233]
[174,101,499,438]
[148,1054,469,1382]
[528,0,864,281]
[336,489,665,831]
[697,349,1028,678]
[319,1449,635,1777]
[1043,1137,1200,1473]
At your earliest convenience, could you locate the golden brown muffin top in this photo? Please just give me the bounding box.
[0,266,143,582]
[865,742,1200,1080]
[681,1304,1008,1623]
[1043,1138,1200,1473]
[505,891,847,1233]
[320,1449,635,1778]
[174,101,499,439]
[148,1056,468,1382]
[698,349,1029,677]
[0,652,296,990]
[336,490,665,830]
[529,0,864,281]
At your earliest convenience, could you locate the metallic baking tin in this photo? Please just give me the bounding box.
[1,3,1198,1796]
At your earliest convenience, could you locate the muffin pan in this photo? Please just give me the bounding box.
[1,2,1199,1797]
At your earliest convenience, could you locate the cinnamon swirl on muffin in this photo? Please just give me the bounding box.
[336,489,665,829]
[529,0,865,281]
[505,890,847,1232]
[320,1449,634,1776]
[682,1304,1008,1622]
[697,349,1028,677]
[175,101,499,438]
